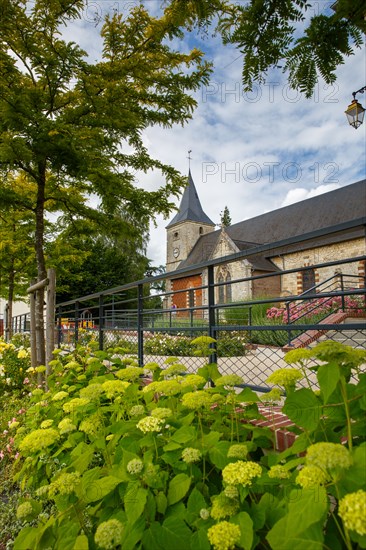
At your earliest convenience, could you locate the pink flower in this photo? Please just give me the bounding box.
[0,451,4,460]
[23,378,30,385]
[14,452,19,460]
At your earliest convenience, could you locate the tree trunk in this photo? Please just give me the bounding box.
[34,164,47,366]
[6,260,15,340]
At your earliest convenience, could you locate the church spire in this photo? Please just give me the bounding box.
[166,170,215,228]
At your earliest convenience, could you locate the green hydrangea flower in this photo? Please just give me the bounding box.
[115,366,144,381]
[180,374,206,388]
[181,447,202,464]
[48,472,80,497]
[306,442,352,471]
[19,428,60,455]
[94,519,124,549]
[222,460,262,486]
[215,374,244,388]
[296,465,329,488]
[268,465,291,480]
[127,458,144,475]
[52,391,69,401]
[339,490,366,536]
[207,521,241,550]
[16,501,33,520]
[58,417,77,434]
[266,368,303,389]
[63,397,90,413]
[40,419,54,429]
[182,390,212,410]
[79,414,104,437]
[80,384,104,400]
[227,444,248,459]
[136,416,164,433]
[102,380,130,399]
[151,407,172,420]
[129,405,145,417]
[211,493,239,520]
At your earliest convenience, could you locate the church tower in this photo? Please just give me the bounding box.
[166,170,215,272]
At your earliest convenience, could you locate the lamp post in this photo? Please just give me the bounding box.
[345,86,366,129]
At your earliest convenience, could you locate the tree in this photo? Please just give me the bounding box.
[0,0,211,364]
[55,234,150,304]
[166,0,364,97]
[0,176,37,338]
[220,206,232,227]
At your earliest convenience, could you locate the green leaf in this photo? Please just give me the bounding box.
[156,491,168,515]
[142,518,192,550]
[283,388,321,431]
[317,362,340,404]
[171,426,196,444]
[125,484,148,525]
[161,517,192,550]
[190,529,211,550]
[122,517,145,550]
[266,487,328,549]
[238,387,260,402]
[208,441,231,469]
[187,488,207,524]
[231,512,253,550]
[83,476,122,504]
[167,473,191,506]
[202,431,221,450]
[13,527,38,550]
[73,535,89,550]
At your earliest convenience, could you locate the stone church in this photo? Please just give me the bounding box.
[165,172,366,313]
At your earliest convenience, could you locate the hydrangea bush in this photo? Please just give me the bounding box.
[4,338,366,549]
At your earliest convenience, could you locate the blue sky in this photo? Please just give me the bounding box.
[63,1,366,267]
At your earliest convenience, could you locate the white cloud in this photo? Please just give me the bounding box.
[281,183,341,207]
[48,2,366,269]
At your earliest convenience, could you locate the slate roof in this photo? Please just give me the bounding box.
[177,179,366,272]
[166,170,215,228]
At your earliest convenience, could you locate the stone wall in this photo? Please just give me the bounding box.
[271,238,365,295]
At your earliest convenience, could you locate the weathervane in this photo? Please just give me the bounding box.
[187,149,192,170]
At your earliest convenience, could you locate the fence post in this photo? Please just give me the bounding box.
[29,289,37,369]
[45,268,56,377]
[207,265,217,366]
[248,306,252,343]
[137,284,144,367]
[74,301,79,347]
[340,274,345,312]
[57,306,62,347]
[98,296,104,350]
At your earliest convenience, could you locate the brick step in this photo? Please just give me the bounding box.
[244,405,297,452]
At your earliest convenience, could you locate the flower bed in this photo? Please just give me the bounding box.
[1,337,365,549]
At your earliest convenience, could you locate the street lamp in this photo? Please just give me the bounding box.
[345,86,366,129]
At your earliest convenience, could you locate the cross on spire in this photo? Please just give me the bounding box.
[187,149,192,170]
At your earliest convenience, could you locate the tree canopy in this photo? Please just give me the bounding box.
[0,0,211,362]
[167,0,364,97]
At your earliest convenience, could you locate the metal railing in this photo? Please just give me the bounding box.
[10,220,366,392]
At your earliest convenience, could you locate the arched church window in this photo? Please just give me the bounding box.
[173,231,179,240]
[226,272,232,303]
[217,267,232,303]
[302,268,315,292]
[199,226,203,235]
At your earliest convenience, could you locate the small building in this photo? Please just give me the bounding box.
[165,173,366,313]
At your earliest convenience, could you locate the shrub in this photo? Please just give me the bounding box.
[3,338,366,550]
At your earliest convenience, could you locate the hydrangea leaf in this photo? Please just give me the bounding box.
[317,361,340,404]
[167,473,191,505]
[283,388,321,431]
